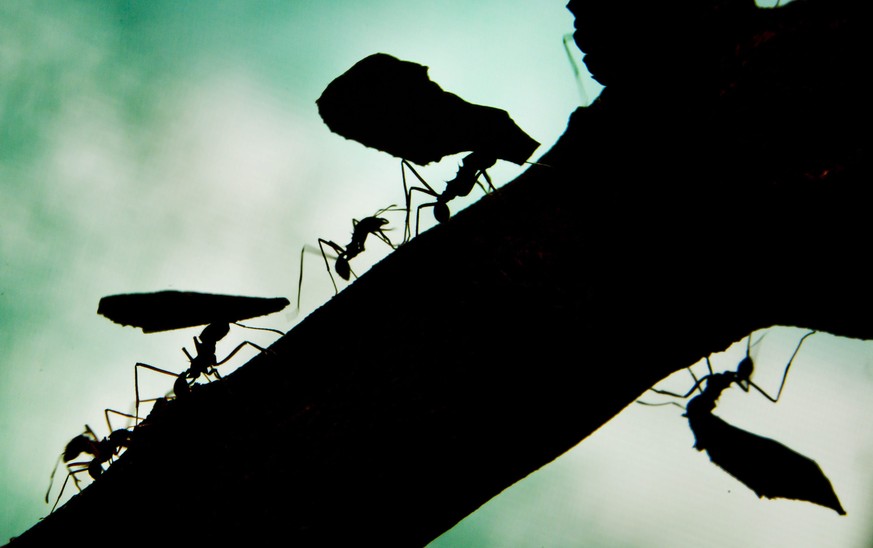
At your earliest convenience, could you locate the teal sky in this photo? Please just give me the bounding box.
[2,1,872,546]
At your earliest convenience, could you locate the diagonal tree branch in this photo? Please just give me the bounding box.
[9,0,871,545]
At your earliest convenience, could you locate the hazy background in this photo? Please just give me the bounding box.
[3,1,872,546]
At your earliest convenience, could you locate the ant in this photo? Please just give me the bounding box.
[642,330,845,514]
[297,205,399,308]
[649,330,816,407]
[133,321,282,420]
[401,152,497,241]
[45,409,137,512]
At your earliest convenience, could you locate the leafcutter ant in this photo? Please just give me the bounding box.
[133,320,282,420]
[642,330,845,514]
[98,291,288,419]
[45,410,137,513]
[296,205,399,308]
[650,330,813,405]
[316,53,540,240]
[401,153,497,241]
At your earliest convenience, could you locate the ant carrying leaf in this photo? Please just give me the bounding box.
[642,330,845,515]
[98,291,288,420]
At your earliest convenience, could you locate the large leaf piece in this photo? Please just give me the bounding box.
[317,53,539,166]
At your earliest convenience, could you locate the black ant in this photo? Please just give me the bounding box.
[649,330,815,407]
[133,321,282,420]
[401,152,497,241]
[45,410,137,512]
[297,205,399,308]
[642,330,845,514]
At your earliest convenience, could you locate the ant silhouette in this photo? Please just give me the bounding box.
[642,329,845,515]
[45,413,135,512]
[649,330,815,406]
[401,152,497,241]
[133,321,282,420]
[297,204,399,308]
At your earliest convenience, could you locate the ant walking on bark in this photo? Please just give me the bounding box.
[297,205,399,308]
[45,409,138,512]
[401,152,496,241]
[134,321,282,420]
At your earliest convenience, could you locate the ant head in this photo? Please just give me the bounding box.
[335,258,351,280]
[736,354,754,389]
[434,203,451,223]
[63,435,93,462]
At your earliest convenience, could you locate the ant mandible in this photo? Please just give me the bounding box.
[297,204,399,308]
[401,152,497,241]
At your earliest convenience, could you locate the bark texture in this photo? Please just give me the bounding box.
[10,0,871,546]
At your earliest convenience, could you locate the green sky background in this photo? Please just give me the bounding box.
[2,1,872,546]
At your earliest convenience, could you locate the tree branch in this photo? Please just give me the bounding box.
[10,0,871,545]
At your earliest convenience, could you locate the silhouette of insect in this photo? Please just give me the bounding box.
[400,152,497,240]
[316,53,539,241]
[98,291,289,419]
[297,205,399,308]
[651,330,804,404]
[133,321,282,420]
[644,330,845,514]
[45,423,133,512]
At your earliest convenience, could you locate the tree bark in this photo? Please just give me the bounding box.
[9,0,871,546]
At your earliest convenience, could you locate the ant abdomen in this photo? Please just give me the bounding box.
[335,258,351,281]
[87,460,104,480]
[434,203,450,224]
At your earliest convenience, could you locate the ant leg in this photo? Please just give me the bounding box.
[402,161,438,242]
[636,399,687,409]
[649,375,709,400]
[413,196,439,237]
[640,360,709,406]
[474,169,496,194]
[104,408,138,432]
[48,466,90,513]
[135,362,182,421]
[318,239,345,295]
[748,330,816,403]
[44,455,64,503]
[233,322,285,337]
[297,245,308,310]
[214,340,270,368]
